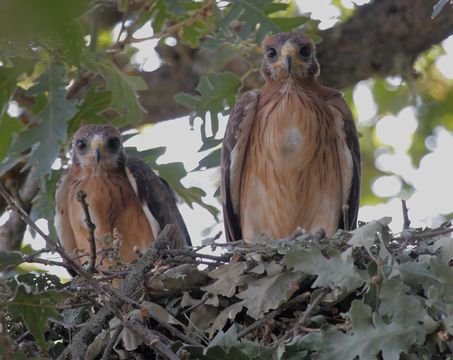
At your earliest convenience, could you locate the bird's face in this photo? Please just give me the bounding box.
[71,125,124,170]
[261,32,319,82]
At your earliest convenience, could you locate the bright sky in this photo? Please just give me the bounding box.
[3,0,453,277]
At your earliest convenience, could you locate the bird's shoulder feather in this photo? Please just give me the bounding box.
[125,156,192,247]
[221,91,258,242]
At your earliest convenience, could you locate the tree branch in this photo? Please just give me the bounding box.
[138,0,453,124]
[76,190,97,272]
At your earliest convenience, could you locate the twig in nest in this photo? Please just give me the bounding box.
[106,287,203,347]
[57,225,180,360]
[401,199,411,230]
[100,325,122,360]
[22,254,72,271]
[76,190,96,272]
[393,225,453,243]
[288,289,328,338]
[125,319,179,360]
[1,184,179,360]
[237,288,310,339]
[0,183,57,251]
[49,318,87,329]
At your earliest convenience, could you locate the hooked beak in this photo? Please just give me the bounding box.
[283,54,292,75]
[91,137,104,165]
[281,44,296,75]
[94,148,101,164]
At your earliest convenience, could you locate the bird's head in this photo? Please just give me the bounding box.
[261,32,319,83]
[71,125,124,170]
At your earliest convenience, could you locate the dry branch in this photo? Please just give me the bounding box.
[76,190,97,272]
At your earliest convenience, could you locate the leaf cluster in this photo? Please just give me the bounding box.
[2,218,453,359]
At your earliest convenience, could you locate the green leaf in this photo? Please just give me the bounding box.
[194,148,221,171]
[282,245,365,299]
[0,115,22,162]
[0,0,89,64]
[180,20,209,48]
[0,251,24,271]
[398,262,439,293]
[202,262,248,297]
[175,72,241,127]
[223,0,281,42]
[209,302,244,339]
[320,301,421,360]
[348,217,392,251]
[236,271,301,320]
[10,63,77,178]
[271,16,309,32]
[431,235,453,262]
[125,146,166,166]
[378,278,427,327]
[263,3,288,15]
[155,161,219,217]
[428,257,453,302]
[0,67,19,118]
[68,85,112,135]
[4,285,70,349]
[278,333,321,360]
[30,169,60,239]
[85,54,147,123]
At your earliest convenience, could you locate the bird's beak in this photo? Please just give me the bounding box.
[281,45,296,75]
[283,54,292,75]
[94,148,101,164]
[90,137,104,164]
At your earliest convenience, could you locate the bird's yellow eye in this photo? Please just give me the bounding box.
[76,139,87,151]
[266,47,277,59]
[299,45,311,58]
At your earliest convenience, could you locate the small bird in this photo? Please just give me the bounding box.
[221,32,361,242]
[55,124,191,270]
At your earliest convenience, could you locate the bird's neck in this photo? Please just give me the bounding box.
[261,76,321,104]
[71,163,124,179]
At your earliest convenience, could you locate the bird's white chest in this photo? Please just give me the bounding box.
[280,126,304,155]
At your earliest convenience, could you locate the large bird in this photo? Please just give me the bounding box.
[55,124,191,269]
[221,32,361,242]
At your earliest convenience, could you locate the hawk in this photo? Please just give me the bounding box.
[221,32,361,242]
[55,124,191,270]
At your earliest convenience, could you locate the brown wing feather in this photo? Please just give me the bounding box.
[220,91,258,242]
[125,157,191,248]
[327,92,361,230]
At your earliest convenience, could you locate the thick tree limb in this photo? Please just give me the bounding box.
[139,0,453,123]
[0,172,39,251]
[317,0,453,89]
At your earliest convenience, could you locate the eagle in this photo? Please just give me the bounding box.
[55,124,191,270]
[221,32,361,242]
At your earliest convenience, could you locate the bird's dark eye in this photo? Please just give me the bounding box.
[299,46,311,58]
[107,137,120,152]
[76,139,87,152]
[266,47,277,59]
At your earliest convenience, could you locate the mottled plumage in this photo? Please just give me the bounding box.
[221,32,361,242]
[55,125,191,270]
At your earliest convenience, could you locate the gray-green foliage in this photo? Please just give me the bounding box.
[2,219,453,358]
